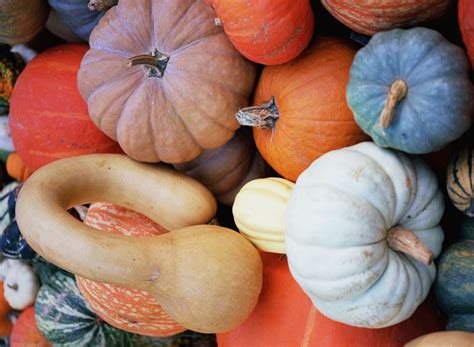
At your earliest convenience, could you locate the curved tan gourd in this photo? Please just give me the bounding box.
[16,154,263,333]
[405,331,474,347]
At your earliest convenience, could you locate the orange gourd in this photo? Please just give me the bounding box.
[237,37,368,181]
[6,153,31,181]
[217,253,444,347]
[459,0,474,67]
[76,202,186,337]
[321,0,450,36]
[208,0,314,65]
[10,307,50,347]
[0,281,12,336]
[9,44,123,172]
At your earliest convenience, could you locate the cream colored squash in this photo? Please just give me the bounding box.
[286,142,445,328]
[405,331,474,347]
[233,178,293,254]
[15,154,262,333]
[3,260,39,310]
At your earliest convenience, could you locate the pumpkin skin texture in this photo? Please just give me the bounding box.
[0,0,49,45]
[233,178,294,253]
[9,44,123,172]
[459,0,474,67]
[208,0,314,65]
[10,307,50,347]
[286,142,445,328]
[346,28,472,155]
[173,129,269,206]
[0,281,11,337]
[406,331,474,347]
[48,0,106,41]
[436,240,474,332]
[218,253,444,347]
[77,202,186,337]
[321,0,450,36]
[16,154,262,333]
[237,37,368,182]
[447,144,474,217]
[78,0,256,164]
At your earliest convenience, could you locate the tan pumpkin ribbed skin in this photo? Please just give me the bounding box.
[76,203,185,337]
[321,0,450,35]
[78,0,256,164]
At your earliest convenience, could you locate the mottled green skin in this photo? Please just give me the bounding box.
[461,216,474,240]
[347,28,472,154]
[436,240,474,332]
[0,46,24,114]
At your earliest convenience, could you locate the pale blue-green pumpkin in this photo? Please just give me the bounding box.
[347,27,472,154]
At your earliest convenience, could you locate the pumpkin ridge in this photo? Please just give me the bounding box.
[162,77,237,132]
[115,4,152,53]
[206,152,254,190]
[171,30,221,56]
[451,151,471,197]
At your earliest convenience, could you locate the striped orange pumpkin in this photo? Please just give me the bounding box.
[447,144,474,217]
[76,203,186,337]
[321,0,450,35]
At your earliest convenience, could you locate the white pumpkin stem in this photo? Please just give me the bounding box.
[379,79,408,129]
[88,0,118,11]
[236,97,280,129]
[387,226,433,265]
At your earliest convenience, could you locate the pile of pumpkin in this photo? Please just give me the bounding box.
[0,0,473,346]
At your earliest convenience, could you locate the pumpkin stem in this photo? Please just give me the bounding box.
[387,226,433,265]
[88,0,118,11]
[236,97,279,129]
[379,79,408,129]
[126,50,170,78]
[7,283,18,291]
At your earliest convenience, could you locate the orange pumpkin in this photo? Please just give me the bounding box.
[459,0,474,67]
[208,0,314,65]
[321,0,450,36]
[10,307,50,347]
[6,152,32,181]
[9,44,123,172]
[76,202,186,337]
[237,37,368,182]
[0,281,12,336]
[217,253,444,347]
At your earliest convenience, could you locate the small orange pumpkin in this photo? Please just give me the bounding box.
[76,202,186,337]
[237,37,368,181]
[459,0,474,67]
[208,0,314,65]
[6,152,32,181]
[10,307,50,347]
[0,281,12,336]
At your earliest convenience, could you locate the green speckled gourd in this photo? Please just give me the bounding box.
[35,271,195,347]
[436,220,474,332]
[0,46,25,114]
[347,27,472,154]
[447,143,473,217]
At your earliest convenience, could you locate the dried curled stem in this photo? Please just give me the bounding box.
[387,226,433,265]
[379,79,408,128]
[88,0,118,11]
[236,97,280,129]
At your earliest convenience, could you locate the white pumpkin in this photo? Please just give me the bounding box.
[0,259,17,280]
[286,142,444,328]
[233,178,293,254]
[3,261,39,310]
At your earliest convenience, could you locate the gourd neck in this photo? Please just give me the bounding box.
[386,226,432,265]
[88,0,118,11]
[236,97,280,129]
[379,79,408,128]
[126,49,170,78]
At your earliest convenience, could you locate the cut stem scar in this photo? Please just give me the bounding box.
[126,49,170,78]
[236,96,279,129]
[387,226,433,265]
[380,79,408,128]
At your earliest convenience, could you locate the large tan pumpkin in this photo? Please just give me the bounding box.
[78,0,256,164]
